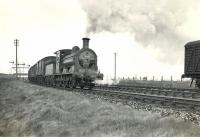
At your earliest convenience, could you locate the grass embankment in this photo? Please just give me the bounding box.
[0,80,200,137]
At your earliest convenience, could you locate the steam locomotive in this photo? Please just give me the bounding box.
[28,38,103,89]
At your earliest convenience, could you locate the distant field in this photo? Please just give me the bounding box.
[0,73,14,78]
[0,73,15,83]
[119,79,194,89]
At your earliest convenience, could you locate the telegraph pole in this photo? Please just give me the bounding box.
[114,52,117,83]
[14,39,19,78]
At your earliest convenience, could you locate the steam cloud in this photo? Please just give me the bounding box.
[80,0,198,64]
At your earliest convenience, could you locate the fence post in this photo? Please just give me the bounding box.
[171,75,173,88]
[153,76,154,81]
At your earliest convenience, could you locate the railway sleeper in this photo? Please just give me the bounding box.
[151,90,160,95]
[192,93,200,99]
[182,93,193,98]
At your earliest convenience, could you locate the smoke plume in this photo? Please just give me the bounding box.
[80,0,199,64]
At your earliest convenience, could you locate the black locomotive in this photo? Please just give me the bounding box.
[182,40,200,88]
[28,38,103,89]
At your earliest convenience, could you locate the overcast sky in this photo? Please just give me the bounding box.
[1,0,200,81]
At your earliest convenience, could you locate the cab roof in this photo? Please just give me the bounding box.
[54,49,72,55]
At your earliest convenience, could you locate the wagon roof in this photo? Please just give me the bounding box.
[185,40,200,47]
[40,56,56,61]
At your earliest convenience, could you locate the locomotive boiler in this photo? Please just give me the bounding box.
[28,38,103,89]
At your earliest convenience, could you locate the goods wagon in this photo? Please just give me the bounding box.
[28,56,56,82]
[182,40,200,87]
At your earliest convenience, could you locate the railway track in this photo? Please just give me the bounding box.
[73,87,200,112]
[95,84,200,99]
[78,87,200,124]
[29,81,200,112]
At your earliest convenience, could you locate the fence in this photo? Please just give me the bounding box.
[121,75,184,82]
[115,75,193,89]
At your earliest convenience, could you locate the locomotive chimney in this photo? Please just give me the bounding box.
[82,37,90,49]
